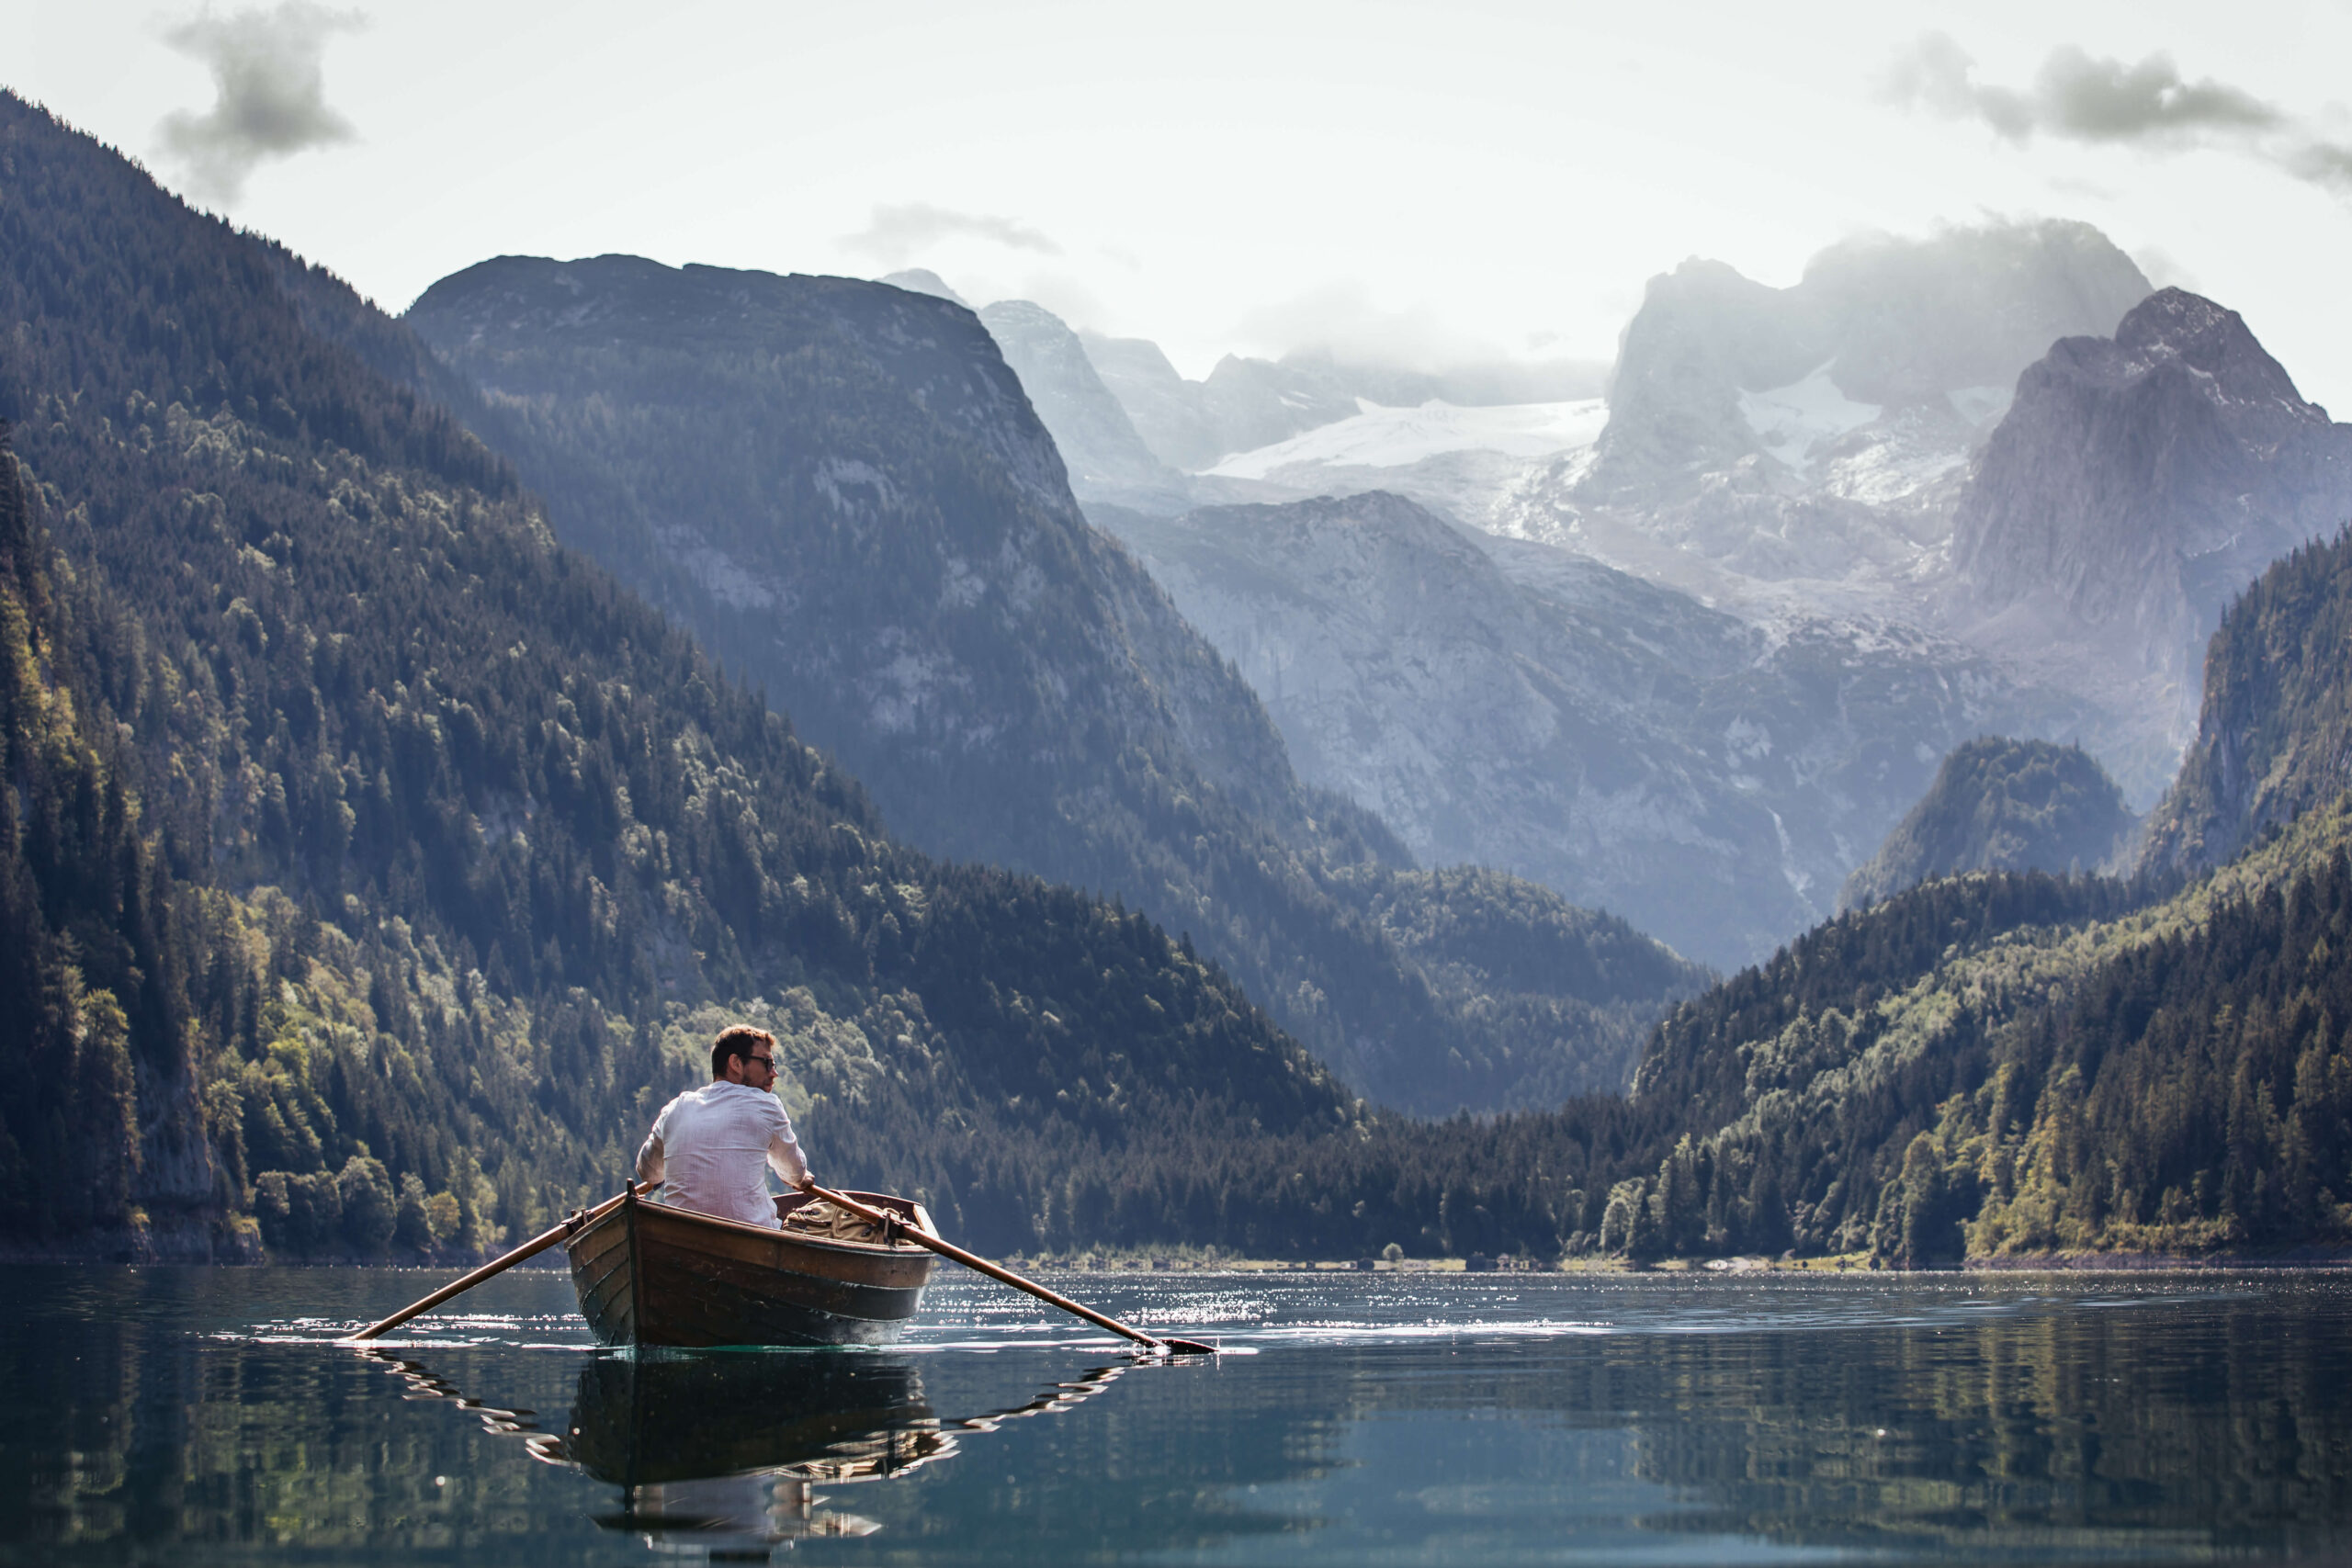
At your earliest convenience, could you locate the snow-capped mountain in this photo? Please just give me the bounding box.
[1580,220,2148,507]
[1480,220,2172,794]
[1498,221,2150,570]
[905,223,2343,964]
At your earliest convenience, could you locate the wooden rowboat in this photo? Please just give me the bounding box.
[564,1187,940,1348]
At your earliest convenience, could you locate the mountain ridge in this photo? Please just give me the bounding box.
[404,253,1699,1112]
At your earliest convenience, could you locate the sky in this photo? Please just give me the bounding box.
[11,0,2352,409]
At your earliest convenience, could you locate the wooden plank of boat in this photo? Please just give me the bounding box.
[564,1187,939,1348]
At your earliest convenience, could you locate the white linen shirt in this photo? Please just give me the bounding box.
[635,1081,810,1229]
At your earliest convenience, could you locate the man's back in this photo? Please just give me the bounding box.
[638,1079,808,1228]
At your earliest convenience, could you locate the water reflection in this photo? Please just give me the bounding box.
[360,1345,1130,1559]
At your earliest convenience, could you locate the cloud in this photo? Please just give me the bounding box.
[1886,34,2352,199]
[1230,280,1498,372]
[840,203,1062,265]
[2285,139,2352,195]
[156,2,367,205]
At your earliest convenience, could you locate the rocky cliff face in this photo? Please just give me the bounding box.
[976,299,1190,511]
[408,255,1312,889]
[1077,331,1229,470]
[1094,491,2098,966]
[1952,288,2352,716]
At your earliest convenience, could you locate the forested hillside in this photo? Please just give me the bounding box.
[0,423,187,1245]
[0,92,1367,1259]
[1839,738,2135,910]
[1588,516,2352,1263]
[1588,803,2352,1264]
[400,254,1701,1112]
[2143,526,2352,876]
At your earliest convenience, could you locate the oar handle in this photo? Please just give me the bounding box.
[344,1182,647,1342]
[806,1183,1170,1351]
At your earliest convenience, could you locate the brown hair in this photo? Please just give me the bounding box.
[710,1025,777,1079]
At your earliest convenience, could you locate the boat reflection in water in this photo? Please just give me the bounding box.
[363,1347,1127,1559]
[537,1351,940,1549]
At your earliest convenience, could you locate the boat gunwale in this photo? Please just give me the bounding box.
[571,1189,942,1266]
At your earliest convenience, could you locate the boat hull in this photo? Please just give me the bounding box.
[565,1190,938,1348]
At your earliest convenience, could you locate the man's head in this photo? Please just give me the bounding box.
[711,1025,779,1088]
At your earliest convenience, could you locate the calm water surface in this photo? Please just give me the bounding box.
[6,1265,2351,1565]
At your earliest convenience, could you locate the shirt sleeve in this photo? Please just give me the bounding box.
[635,1100,670,1186]
[763,1101,810,1188]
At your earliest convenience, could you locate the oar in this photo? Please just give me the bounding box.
[344,1182,649,1343]
[807,1182,1217,1356]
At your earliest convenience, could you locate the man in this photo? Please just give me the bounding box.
[636,1025,818,1228]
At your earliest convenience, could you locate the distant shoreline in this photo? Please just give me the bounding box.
[8,1245,2350,1274]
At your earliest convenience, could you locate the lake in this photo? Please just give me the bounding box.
[6,1265,2350,1564]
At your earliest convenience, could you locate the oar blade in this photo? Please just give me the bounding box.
[1157,1337,1220,1355]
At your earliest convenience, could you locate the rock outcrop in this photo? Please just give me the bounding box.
[1952,288,2352,711]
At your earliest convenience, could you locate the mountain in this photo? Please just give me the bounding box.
[404,254,1698,1113]
[1616,802,2352,1266]
[974,299,1190,510]
[1077,332,1230,472]
[1096,490,2104,966]
[1506,220,2151,581]
[0,91,1408,1260]
[2140,525,2352,875]
[1838,738,2135,909]
[1952,290,2352,726]
[1492,235,2352,824]
[1583,220,2152,511]
[1482,220,2176,802]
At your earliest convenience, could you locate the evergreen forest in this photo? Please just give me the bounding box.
[1839,737,2135,910]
